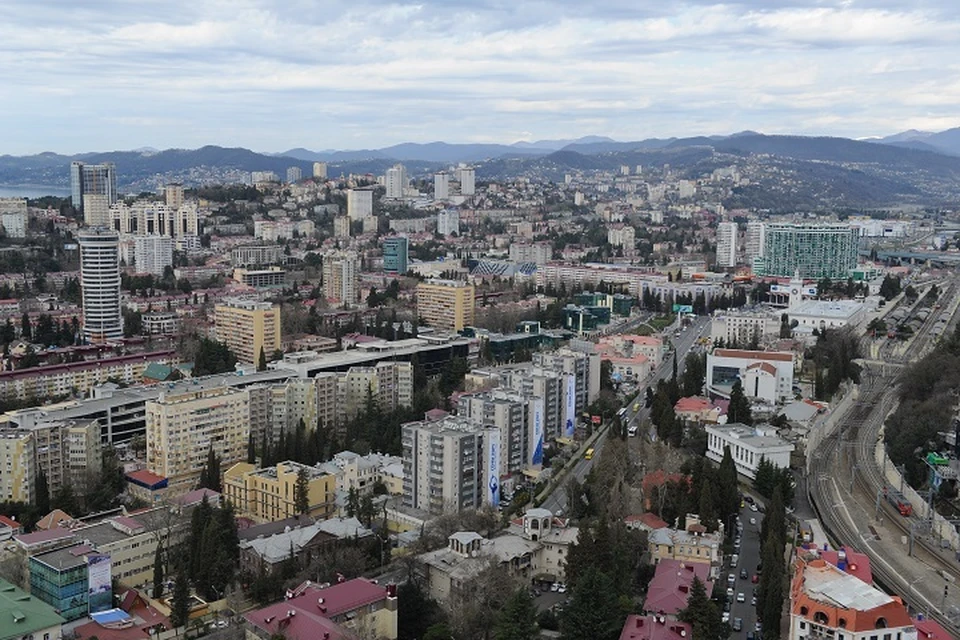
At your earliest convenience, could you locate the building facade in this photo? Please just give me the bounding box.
[706,348,795,403]
[416,279,475,331]
[134,235,174,276]
[0,426,33,503]
[705,423,794,479]
[223,461,336,523]
[322,251,360,305]
[758,223,858,279]
[78,228,123,342]
[383,236,409,275]
[71,162,117,223]
[347,189,374,220]
[716,221,738,268]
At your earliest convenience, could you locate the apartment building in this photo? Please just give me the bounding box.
[716,221,737,268]
[28,418,101,496]
[338,362,414,421]
[416,279,475,331]
[79,228,123,343]
[347,189,374,220]
[133,235,174,276]
[0,426,33,503]
[322,250,360,305]
[232,266,286,288]
[402,417,495,515]
[458,390,530,475]
[710,309,781,346]
[508,242,553,265]
[745,221,765,266]
[110,200,199,237]
[382,236,409,275]
[231,244,285,267]
[318,450,404,496]
[214,299,282,366]
[757,223,858,279]
[145,385,251,494]
[223,461,336,523]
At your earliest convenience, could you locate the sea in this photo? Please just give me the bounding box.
[0,185,71,199]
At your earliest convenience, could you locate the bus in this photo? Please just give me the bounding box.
[584,448,595,460]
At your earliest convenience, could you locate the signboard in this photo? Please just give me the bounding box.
[564,375,577,438]
[87,554,112,614]
[531,398,544,466]
[672,304,693,314]
[486,429,501,508]
[591,415,602,425]
[770,284,818,296]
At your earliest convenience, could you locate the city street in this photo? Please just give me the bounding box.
[726,499,765,637]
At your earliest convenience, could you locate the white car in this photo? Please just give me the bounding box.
[737,592,745,603]
[722,612,731,623]
[550,583,559,592]
[750,517,757,525]
[557,583,567,593]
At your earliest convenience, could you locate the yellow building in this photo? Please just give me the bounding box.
[145,385,250,495]
[0,426,33,502]
[223,461,335,523]
[213,299,282,366]
[416,279,475,331]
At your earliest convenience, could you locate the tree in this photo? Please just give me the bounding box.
[681,352,705,397]
[678,576,725,640]
[495,588,540,640]
[561,566,622,640]
[152,543,164,599]
[717,446,740,529]
[19,313,30,340]
[35,469,49,515]
[727,380,752,425]
[397,581,445,640]
[198,446,222,492]
[247,433,257,464]
[170,570,190,629]
[423,623,454,640]
[293,466,310,515]
[52,483,79,516]
[258,347,267,372]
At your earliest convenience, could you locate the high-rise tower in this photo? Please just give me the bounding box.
[79,229,123,342]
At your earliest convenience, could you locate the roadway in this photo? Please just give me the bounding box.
[726,501,764,637]
[538,315,711,515]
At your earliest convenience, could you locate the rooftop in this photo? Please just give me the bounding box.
[0,577,65,640]
[713,348,794,362]
[801,559,891,610]
[706,423,795,451]
[789,299,864,319]
[620,615,692,640]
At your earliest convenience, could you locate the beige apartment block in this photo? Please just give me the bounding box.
[223,461,335,523]
[0,426,34,503]
[214,299,282,366]
[416,279,475,331]
[145,385,251,494]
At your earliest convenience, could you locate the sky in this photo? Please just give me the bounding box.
[4,0,960,155]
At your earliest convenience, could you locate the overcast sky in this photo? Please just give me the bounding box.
[4,0,960,155]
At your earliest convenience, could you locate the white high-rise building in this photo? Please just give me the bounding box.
[745,221,766,265]
[134,236,174,276]
[322,250,360,305]
[286,166,303,183]
[347,189,374,220]
[716,221,738,268]
[434,172,450,200]
[385,164,407,199]
[437,209,460,236]
[164,183,184,209]
[458,167,476,195]
[313,162,327,179]
[0,198,28,239]
[79,228,123,342]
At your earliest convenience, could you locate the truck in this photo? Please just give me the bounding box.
[884,487,913,516]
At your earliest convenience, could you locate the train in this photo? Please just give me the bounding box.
[884,487,913,516]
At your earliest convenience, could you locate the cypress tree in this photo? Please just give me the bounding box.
[152,543,164,599]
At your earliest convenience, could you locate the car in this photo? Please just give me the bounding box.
[751,596,757,606]
[744,495,754,504]
[722,612,731,623]
[756,622,762,632]
[746,633,755,640]
[733,617,743,632]
[750,517,757,525]
[557,583,567,593]
[740,500,745,508]
[550,583,559,592]
[726,587,734,598]
[740,569,748,579]
[727,574,736,585]
[750,503,758,512]
[723,601,731,613]
[737,592,745,603]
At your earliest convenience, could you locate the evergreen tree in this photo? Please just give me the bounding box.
[52,483,79,516]
[560,566,622,640]
[678,576,725,640]
[20,313,30,340]
[727,380,752,425]
[152,543,165,599]
[35,469,49,515]
[753,457,775,498]
[681,352,705,397]
[247,433,257,464]
[170,570,190,629]
[258,347,267,372]
[717,446,740,529]
[198,446,222,492]
[293,466,310,515]
[189,496,212,581]
[494,588,540,640]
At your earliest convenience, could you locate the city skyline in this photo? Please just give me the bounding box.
[5,0,960,155]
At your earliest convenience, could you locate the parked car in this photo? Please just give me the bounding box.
[733,618,743,632]
[752,574,759,584]
[737,592,745,603]
[740,568,748,579]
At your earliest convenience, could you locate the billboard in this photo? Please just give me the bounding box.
[87,554,112,614]
[770,284,817,296]
[672,304,693,314]
[531,398,544,466]
[564,375,577,438]
[486,429,501,508]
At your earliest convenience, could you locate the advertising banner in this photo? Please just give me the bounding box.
[87,554,112,614]
[531,398,544,466]
[564,375,577,438]
[486,429,501,508]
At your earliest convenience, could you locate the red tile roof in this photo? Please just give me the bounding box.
[745,362,777,375]
[714,349,793,362]
[620,615,692,640]
[0,515,21,530]
[914,617,952,640]
[819,547,872,585]
[644,559,713,616]
[125,469,167,488]
[292,578,389,617]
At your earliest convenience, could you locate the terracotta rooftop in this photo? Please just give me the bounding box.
[714,348,793,362]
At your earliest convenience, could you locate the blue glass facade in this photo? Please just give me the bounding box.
[29,554,89,621]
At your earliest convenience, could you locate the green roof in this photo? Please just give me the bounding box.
[0,577,64,640]
[143,362,175,381]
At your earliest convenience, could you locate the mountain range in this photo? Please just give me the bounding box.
[4,129,960,207]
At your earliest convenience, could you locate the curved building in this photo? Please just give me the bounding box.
[79,229,123,342]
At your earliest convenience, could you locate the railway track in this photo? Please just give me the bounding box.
[808,278,960,634]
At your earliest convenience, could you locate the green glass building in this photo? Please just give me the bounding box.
[757,223,858,279]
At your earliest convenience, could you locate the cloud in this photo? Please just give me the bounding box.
[1,0,960,154]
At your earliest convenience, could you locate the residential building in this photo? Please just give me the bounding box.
[416,279,475,331]
[223,461,336,523]
[786,299,866,331]
[434,171,450,200]
[322,250,360,305]
[347,189,374,220]
[0,515,23,540]
[674,396,725,425]
[597,334,663,367]
[648,524,723,579]
[231,243,285,267]
[716,221,737,268]
[458,389,530,476]
[28,418,101,497]
[706,348,795,403]
[437,209,460,235]
[313,162,327,179]
[620,615,692,640]
[338,361,414,420]
[71,161,117,222]
[458,167,476,195]
[111,200,199,237]
[533,348,601,407]
[0,577,64,640]
[607,223,635,251]
[318,450,403,496]
[164,182,184,209]
[385,164,407,199]
[239,516,373,577]
[0,198,28,238]
[745,221,765,266]
[757,223,859,279]
[79,228,123,342]
[789,550,915,640]
[145,385,251,494]
[0,426,33,503]
[214,299,282,366]
[509,242,553,265]
[382,236,409,275]
[333,215,351,238]
[402,417,493,514]
[244,578,397,640]
[710,309,781,347]
[705,423,794,479]
[133,235,174,276]
[643,558,714,617]
[286,166,302,183]
[251,171,279,184]
[233,266,286,288]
